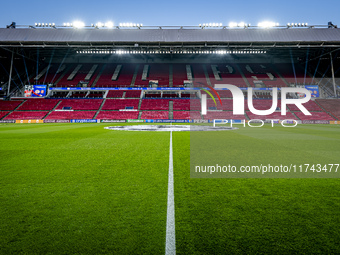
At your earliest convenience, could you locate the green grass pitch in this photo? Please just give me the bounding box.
[0,123,339,254]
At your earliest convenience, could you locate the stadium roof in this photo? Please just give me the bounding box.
[1,28,340,46]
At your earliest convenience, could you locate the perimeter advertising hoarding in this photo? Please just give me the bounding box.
[100,120,126,123]
[15,120,44,123]
[0,120,15,123]
[44,120,70,123]
[70,119,99,123]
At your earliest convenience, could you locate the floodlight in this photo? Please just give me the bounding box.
[229,22,237,28]
[258,21,276,28]
[73,21,85,28]
[106,21,114,28]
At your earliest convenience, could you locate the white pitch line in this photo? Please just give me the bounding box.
[165,130,176,255]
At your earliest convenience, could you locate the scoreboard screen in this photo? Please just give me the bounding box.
[25,85,47,97]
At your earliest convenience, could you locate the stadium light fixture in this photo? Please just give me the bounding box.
[258,21,278,28]
[105,21,114,28]
[73,21,85,29]
[229,22,238,28]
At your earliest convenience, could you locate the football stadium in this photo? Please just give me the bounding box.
[0,18,340,254]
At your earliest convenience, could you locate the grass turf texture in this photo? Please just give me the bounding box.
[0,123,339,254]
[0,123,169,254]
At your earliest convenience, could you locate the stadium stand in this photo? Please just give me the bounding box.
[316,99,340,119]
[0,100,23,110]
[141,111,169,119]
[172,64,188,87]
[287,100,323,112]
[107,91,124,98]
[125,90,141,98]
[96,111,139,120]
[5,111,48,120]
[32,64,66,84]
[294,111,335,120]
[56,99,103,110]
[173,99,190,110]
[173,111,201,119]
[45,111,97,120]
[95,64,136,87]
[102,99,139,110]
[207,64,248,87]
[246,111,297,120]
[56,64,101,87]
[239,63,286,87]
[147,64,170,86]
[17,99,60,111]
[140,99,170,110]
[0,111,10,119]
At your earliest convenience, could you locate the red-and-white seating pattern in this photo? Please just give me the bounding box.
[107,91,124,98]
[18,99,60,111]
[56,99,103,110]
[173,64,187,87]
[102,99,139,110]
[5,111,48,120]
[125,90,141,98]
[173,99,190,110]
[316,99,340,120]
[95,64,135,87]
[141,111,169,119]
[173,111,201,119]
[294,111,335,120]
[0,111,9,119]
[246,111,297,120]
[45,111,96,120]
[87,92,103,98]
[134,65,150,87]
[0,100,23,110]
[208,64,247,87]
[96,111,139,120]
[239,63,286,87]
[140,99,169,110]
[34,65,66,85]
[56,64,101,87]
[288,100,323,112]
